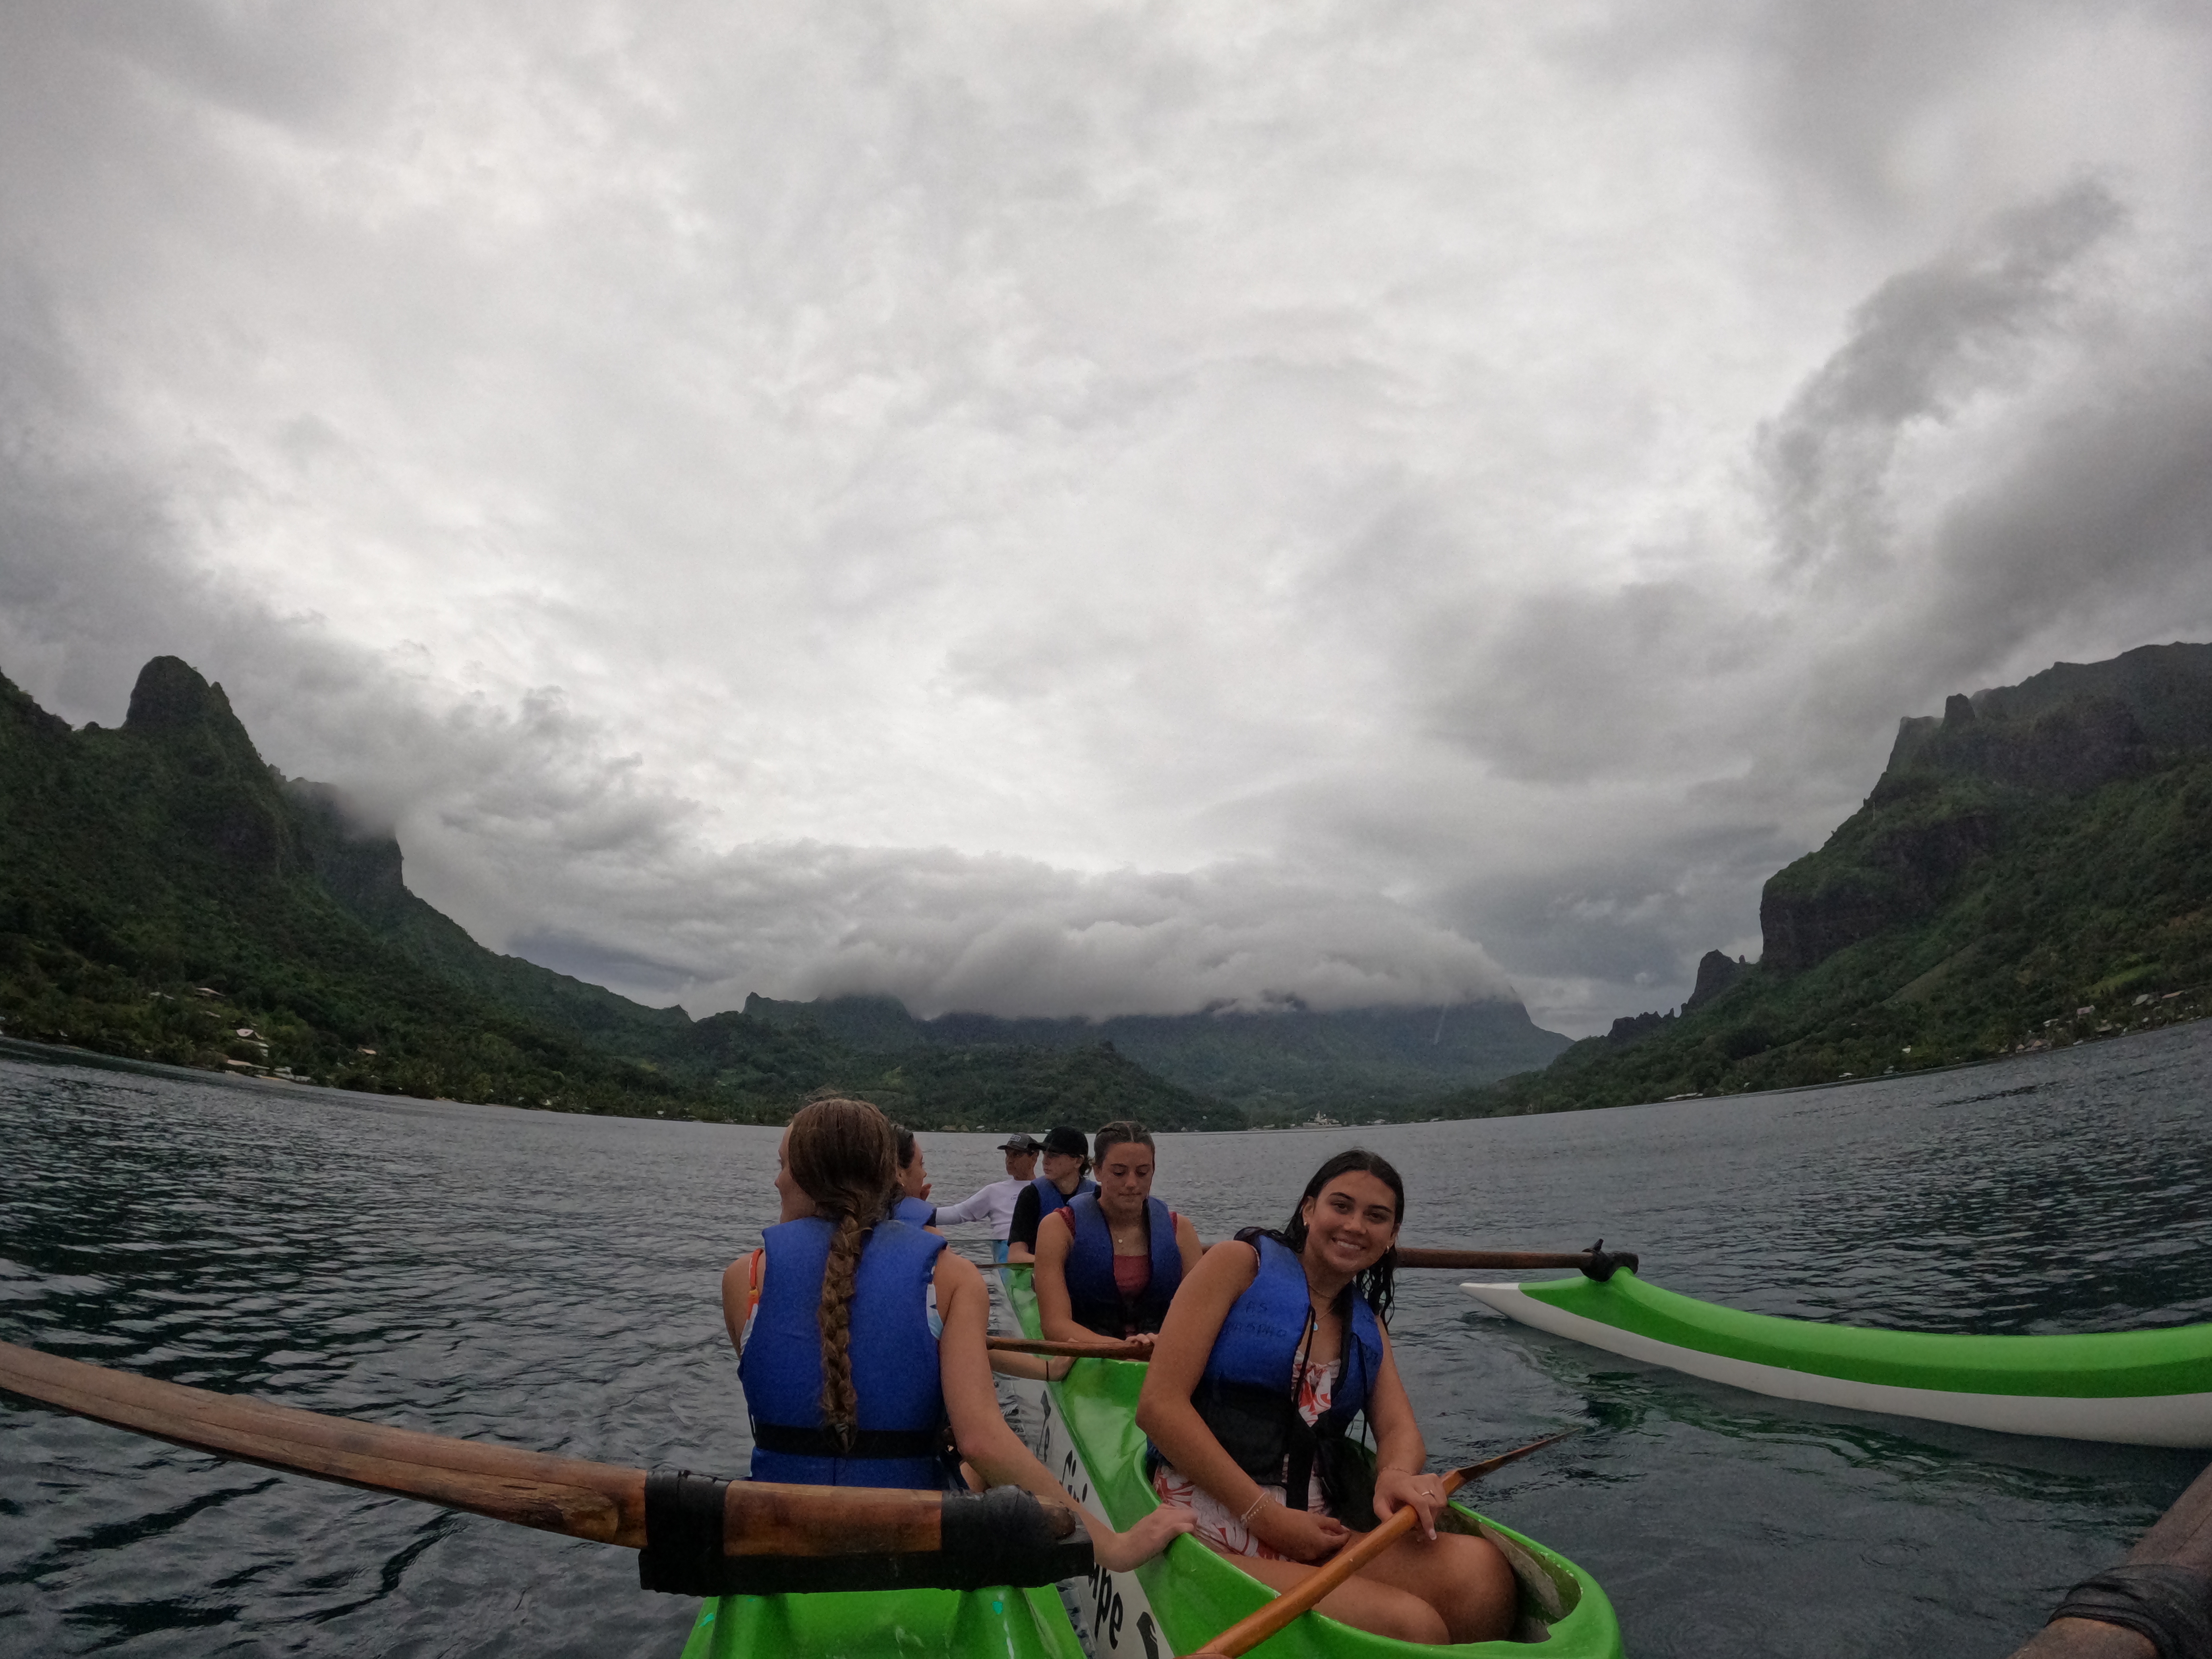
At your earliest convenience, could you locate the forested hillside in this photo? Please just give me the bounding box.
[1429,643,2212,1117]
[0,657,1239,1128]
[744,990,1569,1113]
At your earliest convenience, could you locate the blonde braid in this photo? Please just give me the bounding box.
[817,1207,866,1444]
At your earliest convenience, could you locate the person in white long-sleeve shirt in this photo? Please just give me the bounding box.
[930,1135,1042,1263]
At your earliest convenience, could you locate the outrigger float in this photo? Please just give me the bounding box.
[991,1264,1625,1659]
[1462,1271,2212,1447]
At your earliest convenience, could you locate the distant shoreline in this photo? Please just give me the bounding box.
[8,1015,2203,1137]
[0,1034,425,1106]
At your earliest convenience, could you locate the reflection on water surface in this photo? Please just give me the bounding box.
[2,1023,2207,1656]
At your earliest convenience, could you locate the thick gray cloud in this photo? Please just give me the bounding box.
[503,850,1514,1020]
[1763,181,2128,578]
[2,2,2209,1035]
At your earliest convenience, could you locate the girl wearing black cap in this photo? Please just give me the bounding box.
[1004,1125,1096,1263]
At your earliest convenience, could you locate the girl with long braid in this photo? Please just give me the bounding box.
[1135,1149,1517,1644]
[723,1098,1191,1572]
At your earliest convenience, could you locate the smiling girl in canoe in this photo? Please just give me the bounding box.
[1032,1120,1203,1352]
[723,1097,1191,1572]
[1135,1149,1518,1645]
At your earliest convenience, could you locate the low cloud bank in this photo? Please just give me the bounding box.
[502,849,1516,1020]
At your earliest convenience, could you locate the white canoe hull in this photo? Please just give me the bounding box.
[1464,1281,2212,1446]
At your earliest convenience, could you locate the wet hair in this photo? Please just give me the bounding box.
[1042,1124,1093,1174]
[1092,1120,1153,1162]
[1278,1149,1405,1325]
[894,1125,918,1169]
[785,1097,900,1442]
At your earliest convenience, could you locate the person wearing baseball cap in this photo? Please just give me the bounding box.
[929,1132,1047,1263]
[1005,1126,1098,1264]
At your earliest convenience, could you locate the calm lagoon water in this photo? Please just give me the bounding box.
[2,1024,2208,1657]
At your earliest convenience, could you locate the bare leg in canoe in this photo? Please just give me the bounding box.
[1229,1528,1517,1645]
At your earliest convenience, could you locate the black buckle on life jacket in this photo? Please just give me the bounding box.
[750,1420,949,1460]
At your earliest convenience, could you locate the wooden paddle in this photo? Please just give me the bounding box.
[1180,1429,1580,1659]
[0,1338,1088,1595]
[987,1335,1152,1361]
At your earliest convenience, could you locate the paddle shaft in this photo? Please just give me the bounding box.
[0,1339,1057,1560]
[987,1336,1151,1361]
[1182,1431,1578,1659]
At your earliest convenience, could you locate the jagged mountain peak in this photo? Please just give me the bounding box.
[124,656,238,735]
[1766,640,2212,976]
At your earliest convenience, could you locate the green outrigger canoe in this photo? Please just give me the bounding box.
[995,1265,1621,1659]
[1464,1272,2212,1446]
[674,1267,1622,1658]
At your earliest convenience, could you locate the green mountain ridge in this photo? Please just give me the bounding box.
[742,990,1570,1112]
[0,657,687,1113]
[28,642,2197,1134]
[0,656,1239,1129]
[1433,641,2212,1117]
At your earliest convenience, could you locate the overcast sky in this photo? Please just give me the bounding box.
[3,2,2209,1035]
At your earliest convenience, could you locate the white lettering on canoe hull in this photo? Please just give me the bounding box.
[1462,1283,2212,1447]
[1007,1377,1163,1659]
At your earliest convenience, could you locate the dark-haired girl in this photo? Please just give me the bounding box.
[1033,1121,1202,1352]
[1135,1150,1516,1645]
[1004,1125,1096,1264]
[891,1125,937,1228]
[723,1098,1190,1571]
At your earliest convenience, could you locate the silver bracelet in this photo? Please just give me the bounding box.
[1238,1492,1268,1526]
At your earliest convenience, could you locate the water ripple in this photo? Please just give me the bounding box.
[2,1025,2209,1655]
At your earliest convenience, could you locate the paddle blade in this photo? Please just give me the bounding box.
[1444,1427,1582,1490]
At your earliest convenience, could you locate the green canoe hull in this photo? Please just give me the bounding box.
[675,1582,1087,1659]
[673,1260,1093,1658]
[1463,1273,2212,1446]
[1003,1268,1624,1659]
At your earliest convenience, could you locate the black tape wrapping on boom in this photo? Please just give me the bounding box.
[2048,1564,2212,1659]
[636,1470,1095,1596]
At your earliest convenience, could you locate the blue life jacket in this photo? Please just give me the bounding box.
[738,1216,952,1489]
[1063,1192,1182,1336]
[1189,1231,1382,1508]
[893,1195,935,1226]
[1031,1173,1097,1222]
